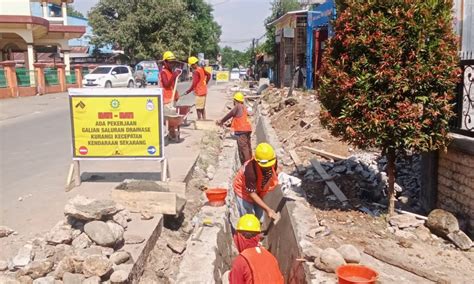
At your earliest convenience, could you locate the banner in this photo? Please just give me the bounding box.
[215,71,230,82]
[69,88,164,160]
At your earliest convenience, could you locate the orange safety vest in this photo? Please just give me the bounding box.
[233,159,278,203]
[194,67,208,96]
[240,246,284,284]
[231,104,252,132]
[159,68,178,104]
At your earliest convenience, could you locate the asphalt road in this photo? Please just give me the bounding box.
[0,83,192,256]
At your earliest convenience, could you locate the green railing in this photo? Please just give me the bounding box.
[0,69,7,88]
[16,68,36,87]
[66,71,76,84]
[45,68,59,86]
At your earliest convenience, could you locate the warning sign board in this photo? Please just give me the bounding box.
[215,71,230,82]
[69,88,164,160]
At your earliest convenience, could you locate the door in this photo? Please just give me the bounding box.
[119,67,130,86]
[111,67,121,86]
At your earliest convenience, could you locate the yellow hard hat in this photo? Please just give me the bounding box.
[236,214,261,232]
[233,92,244,102]
[255,143,276,167]
[188,56,199,65]
[163,51,176,61]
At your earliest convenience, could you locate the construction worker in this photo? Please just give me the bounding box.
[184,56,211,120]
[159,51,182,105]
[228,214,284,284]
[233,143,279,221]
[217,92,252,164]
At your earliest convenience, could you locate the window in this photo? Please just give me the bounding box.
[119,67,129,74]
[111,67,120,74]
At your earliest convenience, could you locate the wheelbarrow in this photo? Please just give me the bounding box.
[165,114,184,142]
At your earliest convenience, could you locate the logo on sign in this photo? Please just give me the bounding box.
[79,146,88,155]
[147,146,156,155]
[146,99,155,111]
[110,99,120,109]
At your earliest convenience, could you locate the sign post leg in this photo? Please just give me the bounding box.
[74,160,81,187]
[161,159,169,182]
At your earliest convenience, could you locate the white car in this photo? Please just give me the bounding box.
[83,65,135,88]
[230,68,240,80]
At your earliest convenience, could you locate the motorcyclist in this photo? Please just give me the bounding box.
[135,65,147,87]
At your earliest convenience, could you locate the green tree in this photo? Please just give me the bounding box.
[184,0,222,59]
[318,0,460,215]
[88,0,220,62]
[220,46,251,69]
[263,0,300,54]
[67,6,85,18]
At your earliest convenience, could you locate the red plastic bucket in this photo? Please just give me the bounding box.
[336,264,379,284]
[205,188,227,207]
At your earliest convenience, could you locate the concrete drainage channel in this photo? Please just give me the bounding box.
[175,108,316,283]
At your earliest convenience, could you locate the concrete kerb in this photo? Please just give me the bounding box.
[255,107,316,283]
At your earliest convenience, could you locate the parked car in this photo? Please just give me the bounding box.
[83,65,135,88]
[230,68,240,80]
[135,61,159,85]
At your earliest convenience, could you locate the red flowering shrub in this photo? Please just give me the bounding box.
[318,0,460,214]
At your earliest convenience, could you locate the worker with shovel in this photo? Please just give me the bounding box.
[226,214,284,284]
[233,143,279,221]
[159,51,182,105]
[217,92,252,164]
[184,56,211,120]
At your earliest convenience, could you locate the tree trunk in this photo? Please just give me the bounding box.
[386,148,396,216]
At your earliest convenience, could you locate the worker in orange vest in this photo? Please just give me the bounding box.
[228,214,284,284]
[217,92,252,164]
[184,56,211,120]
[233,143,279,221]
[159,51,182,105]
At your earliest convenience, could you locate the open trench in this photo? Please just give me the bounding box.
[138,101,313,283]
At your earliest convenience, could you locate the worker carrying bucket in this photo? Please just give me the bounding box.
[184,56,211,120]
[233,143,279,221]
[216,92,253,164]
[224,214,284,284]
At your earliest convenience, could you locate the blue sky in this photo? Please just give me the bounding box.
[71,0,272,51]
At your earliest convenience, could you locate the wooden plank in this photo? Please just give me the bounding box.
[289,150,306,174]
[310,159,348,203]
[194,119,219,131]
[303,146,347,161]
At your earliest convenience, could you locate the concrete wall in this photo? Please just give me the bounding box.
[436,134,474,237]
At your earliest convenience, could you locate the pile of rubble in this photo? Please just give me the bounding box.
[312,152,422,207]
[0,195,141,284]
[388,209,473,251]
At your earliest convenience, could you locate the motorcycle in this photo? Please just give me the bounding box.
[135,79,147,88]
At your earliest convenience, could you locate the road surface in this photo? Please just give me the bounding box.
[0,81,227,258]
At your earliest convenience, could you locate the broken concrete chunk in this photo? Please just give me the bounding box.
[167,239,187,254]
[82,276,101,284]
[45,221,73,245]
[52,244,74,264]
[414,225,432,242]
[314,248,346,273]
[82,255,113,278]
[111,210,130,229]
[106,221,124,243]
[0,275,20,284]
[426,209,459,238]
[64,195,120,221]
[0,260,8,271]
[62,272,85,284]
[109,270,129,284]
[84,221,116,247]
[447,231,473,251]
[71,233,92,250]
[123,233,145,244]
[140,212,154,220]
[32,276,55,284]
[0,226,15,238]
[12,244,34,268]
[389,214,424,229]
[337,245,361,264]
[303,246,323,262]
[109,251,130,265]
[17,275,33,284]
[53,256,75,279]
[22,260,54,279]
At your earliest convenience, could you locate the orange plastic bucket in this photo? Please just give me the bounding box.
[336,264,379,284]
[205,188,227,207]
